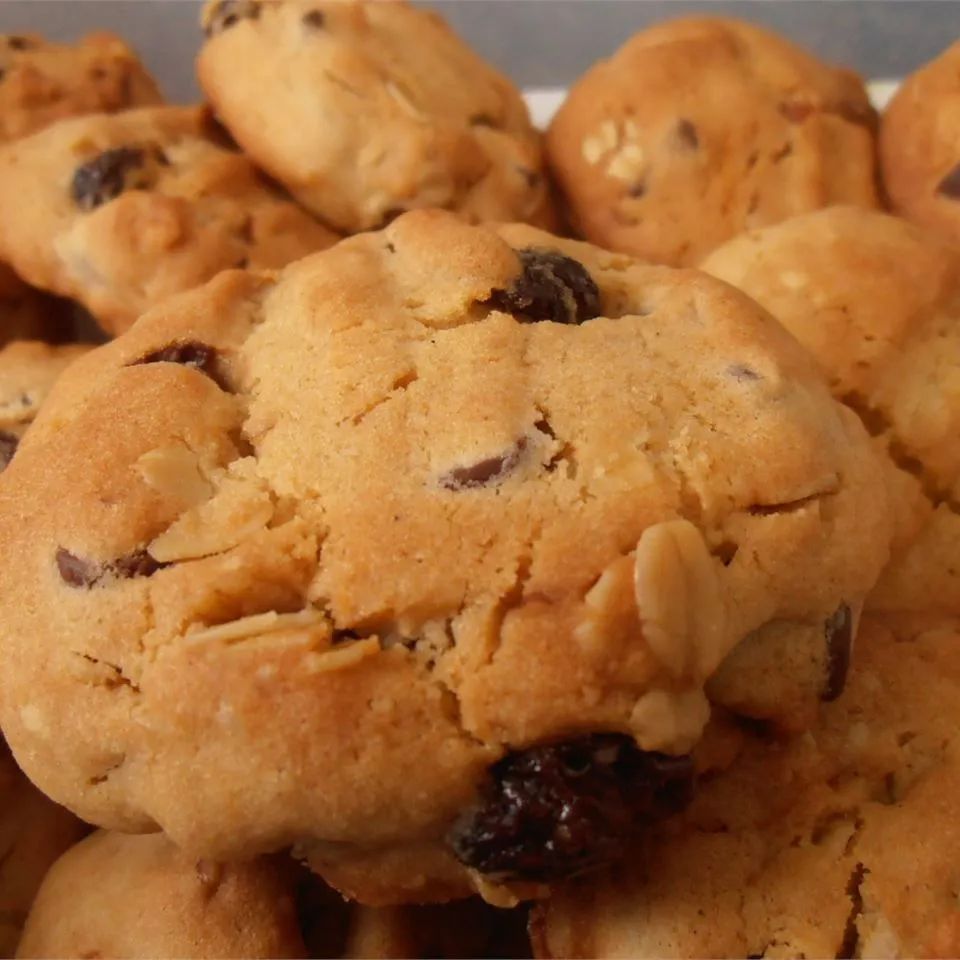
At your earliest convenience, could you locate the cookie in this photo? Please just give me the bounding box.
[546,16,879,266]
[702,205,960,614]
[16,832,311,959]
[0,31,162,145]
[532,615,960,959]
[0,106,338,335]
[0,340,90,475]
[0,265,67,346]
[881,39,960,243]
[0,210,889,904]
[197,0,553,233]
[0,747,87,957]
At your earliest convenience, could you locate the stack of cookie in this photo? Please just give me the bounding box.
[0,3,958,958]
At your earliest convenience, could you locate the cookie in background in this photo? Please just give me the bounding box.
[0,106,339,336]
[702,205,960,615]
[197,0,555,233]
[0,31,162,144]
[881,38,960,243]
[0,266,72,348]
[547,17,879,266]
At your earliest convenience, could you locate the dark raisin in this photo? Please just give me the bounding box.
[440,439,526,490]
[0,430,18,472]
[56,548,100,588]
[302,9,325,29]
[484,248,601,326]
[675,118,699,149]
[779,101,814,123]
[57,547,165,589]
[448,734,694,881]
[204,0,262,37]
[822,602,853,701]
[936,163,960,200]
[135,341,227,389]
[71,147,146,211]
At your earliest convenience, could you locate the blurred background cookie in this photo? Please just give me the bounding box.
[0,265,72,347]
[547,16,879,266]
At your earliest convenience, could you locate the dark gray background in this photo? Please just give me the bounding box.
[1,1,958,102]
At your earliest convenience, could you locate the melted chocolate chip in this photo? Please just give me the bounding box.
[449,735,694,881]
[0,430,18,472]
[71,147,146,211]
[57,547,166,589]
[135,341,227,389]
[302,9,325,28]
[484,248,601,326]
[822,602,853,701]
[441,439,526,490]
[205,0,262,37]
[936,163,960,200]
[675,118,699,149]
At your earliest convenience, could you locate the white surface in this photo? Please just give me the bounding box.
[523,79,898,129]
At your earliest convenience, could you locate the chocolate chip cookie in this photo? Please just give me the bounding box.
[0,211,889,904]
[197,0,554,233]
[547,16,879,266]
[0,264,68,346]
[0,31,162,145]
[0,106,338,335]
[533,614,960,959]
[703,205,960,615]
[0,340,90,476]
[881,39,960,244]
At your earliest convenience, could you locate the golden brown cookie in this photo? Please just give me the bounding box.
[197,0,553,233]
[533,615,960,959]
[547,16,879,266]
[702,205,960,614]
[881,39,960,243]
[0,31,162,145]
[0,211,888,905]
[0,106,338,335]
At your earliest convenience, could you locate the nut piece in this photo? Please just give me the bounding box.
[633,519,727,680]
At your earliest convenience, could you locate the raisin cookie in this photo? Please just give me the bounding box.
[547,16,879,266]
[0,747,87,957]
[703,205,960,614]
[533,615,960,959]
[881,39,960,243]
[0,340,90,476]
[0,265,67,346]
[0,211,889,904]
[197,0,553,233]
[0,32,162,145]
[0,106,338,335]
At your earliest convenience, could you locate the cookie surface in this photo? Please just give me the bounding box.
[0,31,161,145]
[0,106,338,335]
[702,205,960,614]
[197,0,553,233]
[881,39,960,243]
[547,16,878,266]
[0,211,888,904]
[533,615,960,959]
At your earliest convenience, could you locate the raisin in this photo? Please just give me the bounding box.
[56,549,100,588]
[57,547,166,589]
[675,118,699,149]
[936,163,960,200]
[822,602,853,701]
[205,0,262,37]
[440,438,526,490]
[0,430,18,472]
[112,550,164,580]
[448,735,694,881]
[484,248,601,326]
[302,9,325,29]
[71,147,147,211]
[135,341,228,389]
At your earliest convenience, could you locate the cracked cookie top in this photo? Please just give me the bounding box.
[532,615,960,959]
[881,39,960,245]
[196,0,554,233]
[0,31,162,145]
[702,206,960,614]
[0,106,339,335]
[546,16,879,266]
[0,210,889,904]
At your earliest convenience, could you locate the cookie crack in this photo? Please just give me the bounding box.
[838,861,867,959]
[70,651,141,693]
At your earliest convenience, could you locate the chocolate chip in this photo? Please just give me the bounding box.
[302,9,325,28]
[779,101,814,123]
[135,341,228,390]
[675,118,699,149]
[441,438,526,490]
[205,0,262,37]
[484,248,601,326]
[0,430,18,472]
[71,147,148,211]
[822,602,852,701]
[936,163,960,200]
[448,735,694,881]
[57,547,165,589]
